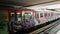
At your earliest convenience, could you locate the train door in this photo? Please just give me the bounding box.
[44,12,48,22]
[55,12,57,19]
[47,13,51,22]
[40,12,46,24]
[51,12,54,20]
[53,12,56,20]
[34,12,40,25]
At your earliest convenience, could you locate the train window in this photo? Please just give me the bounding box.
[40,13,43,17]
[25,12,31,14]
[48,13,50,16]
[51,13,53,16]
[35,13,39,18]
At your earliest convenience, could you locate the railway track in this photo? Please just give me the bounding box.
[29,19,60,34]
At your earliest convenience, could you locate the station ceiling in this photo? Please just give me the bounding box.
[0,0,60,7]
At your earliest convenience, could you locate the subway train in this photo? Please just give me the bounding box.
[8,9,60,32]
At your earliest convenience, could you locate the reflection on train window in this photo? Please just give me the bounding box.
[40,13,43,17]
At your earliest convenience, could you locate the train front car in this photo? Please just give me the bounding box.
[8,9,39,33]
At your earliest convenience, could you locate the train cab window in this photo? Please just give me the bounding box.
[25,12,31,15]
[40,13,43,17]
[24,12,31,17]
